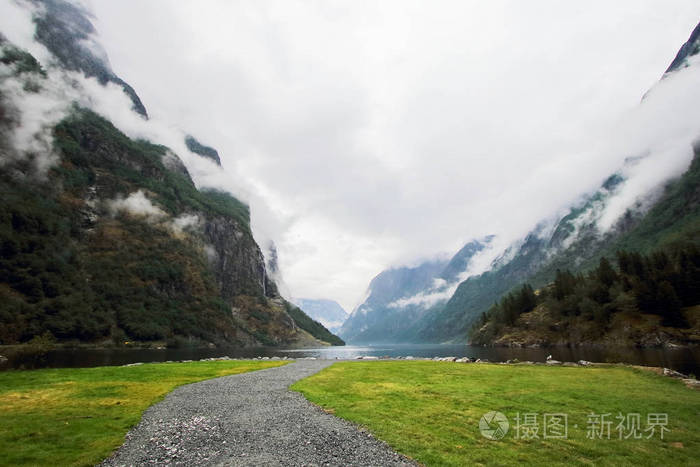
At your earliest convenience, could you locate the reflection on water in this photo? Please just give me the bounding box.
[2,343,698,375]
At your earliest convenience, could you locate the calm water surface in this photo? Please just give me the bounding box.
[3,343,698,375]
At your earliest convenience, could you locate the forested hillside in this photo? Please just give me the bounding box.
[0,2,343,348]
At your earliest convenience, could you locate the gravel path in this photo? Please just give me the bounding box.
[101,360,417,466]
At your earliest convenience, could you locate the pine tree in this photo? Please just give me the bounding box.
[596,257,618,287]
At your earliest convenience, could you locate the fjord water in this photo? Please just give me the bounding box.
[3,344,698,375]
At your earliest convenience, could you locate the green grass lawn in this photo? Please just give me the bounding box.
[292,361,700,466]
[0,359,287,466]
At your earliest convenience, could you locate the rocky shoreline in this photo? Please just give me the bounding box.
[125,354,700,390]
[3,350,697,389]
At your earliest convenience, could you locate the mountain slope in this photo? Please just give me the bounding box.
[284,302,345,346]
[0,0,342,347]
[411,21,700,344]
[345,19,700,345]
[339,259,448,343]
[412,174,630,342]
[420,147,700,343]
[469,241,700,348]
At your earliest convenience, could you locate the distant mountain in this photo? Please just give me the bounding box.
[0,0,342,347]
[293,299,348,334]
[413,174,633,343]
[441,236,495,283]
[339,238,491,343]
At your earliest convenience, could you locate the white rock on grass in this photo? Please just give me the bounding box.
[663,368,687,378]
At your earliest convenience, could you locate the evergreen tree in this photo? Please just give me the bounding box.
[656,281,687,328]
[553,269,577,300]
[596,257,618,287]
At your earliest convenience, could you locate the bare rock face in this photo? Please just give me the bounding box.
[162,150,191,179]
[201,215,278,302]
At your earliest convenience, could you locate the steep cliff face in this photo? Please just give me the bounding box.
[202,214,277,300]
[0,0,341,347]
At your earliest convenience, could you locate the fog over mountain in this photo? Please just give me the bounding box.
[340,15,700,343]
[5,1,700,314]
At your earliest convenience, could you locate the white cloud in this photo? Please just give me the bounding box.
[0,1,52,64]
[595,65,700,231]
[0,55,80,175]
[108,190,166,219]
[172,213,201,233]
[387,236,510,310]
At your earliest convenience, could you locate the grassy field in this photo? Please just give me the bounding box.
[0,359,287,466]
[292,361,700,466]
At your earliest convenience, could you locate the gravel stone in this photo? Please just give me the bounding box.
[101,360,417,466]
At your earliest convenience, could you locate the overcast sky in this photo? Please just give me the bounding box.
[83,1,700,311]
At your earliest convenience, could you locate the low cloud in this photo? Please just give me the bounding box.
[107,190,166,219]
[594,64,700,231]
[0,49,77,175]
[172,213,201,233]
[387,237,510,310]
